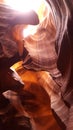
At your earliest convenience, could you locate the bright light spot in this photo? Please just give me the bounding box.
[4,0,43,12]
[23,25,37,37]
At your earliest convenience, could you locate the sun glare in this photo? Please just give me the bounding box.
[4,0,51,38]
[4,0,43,12]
